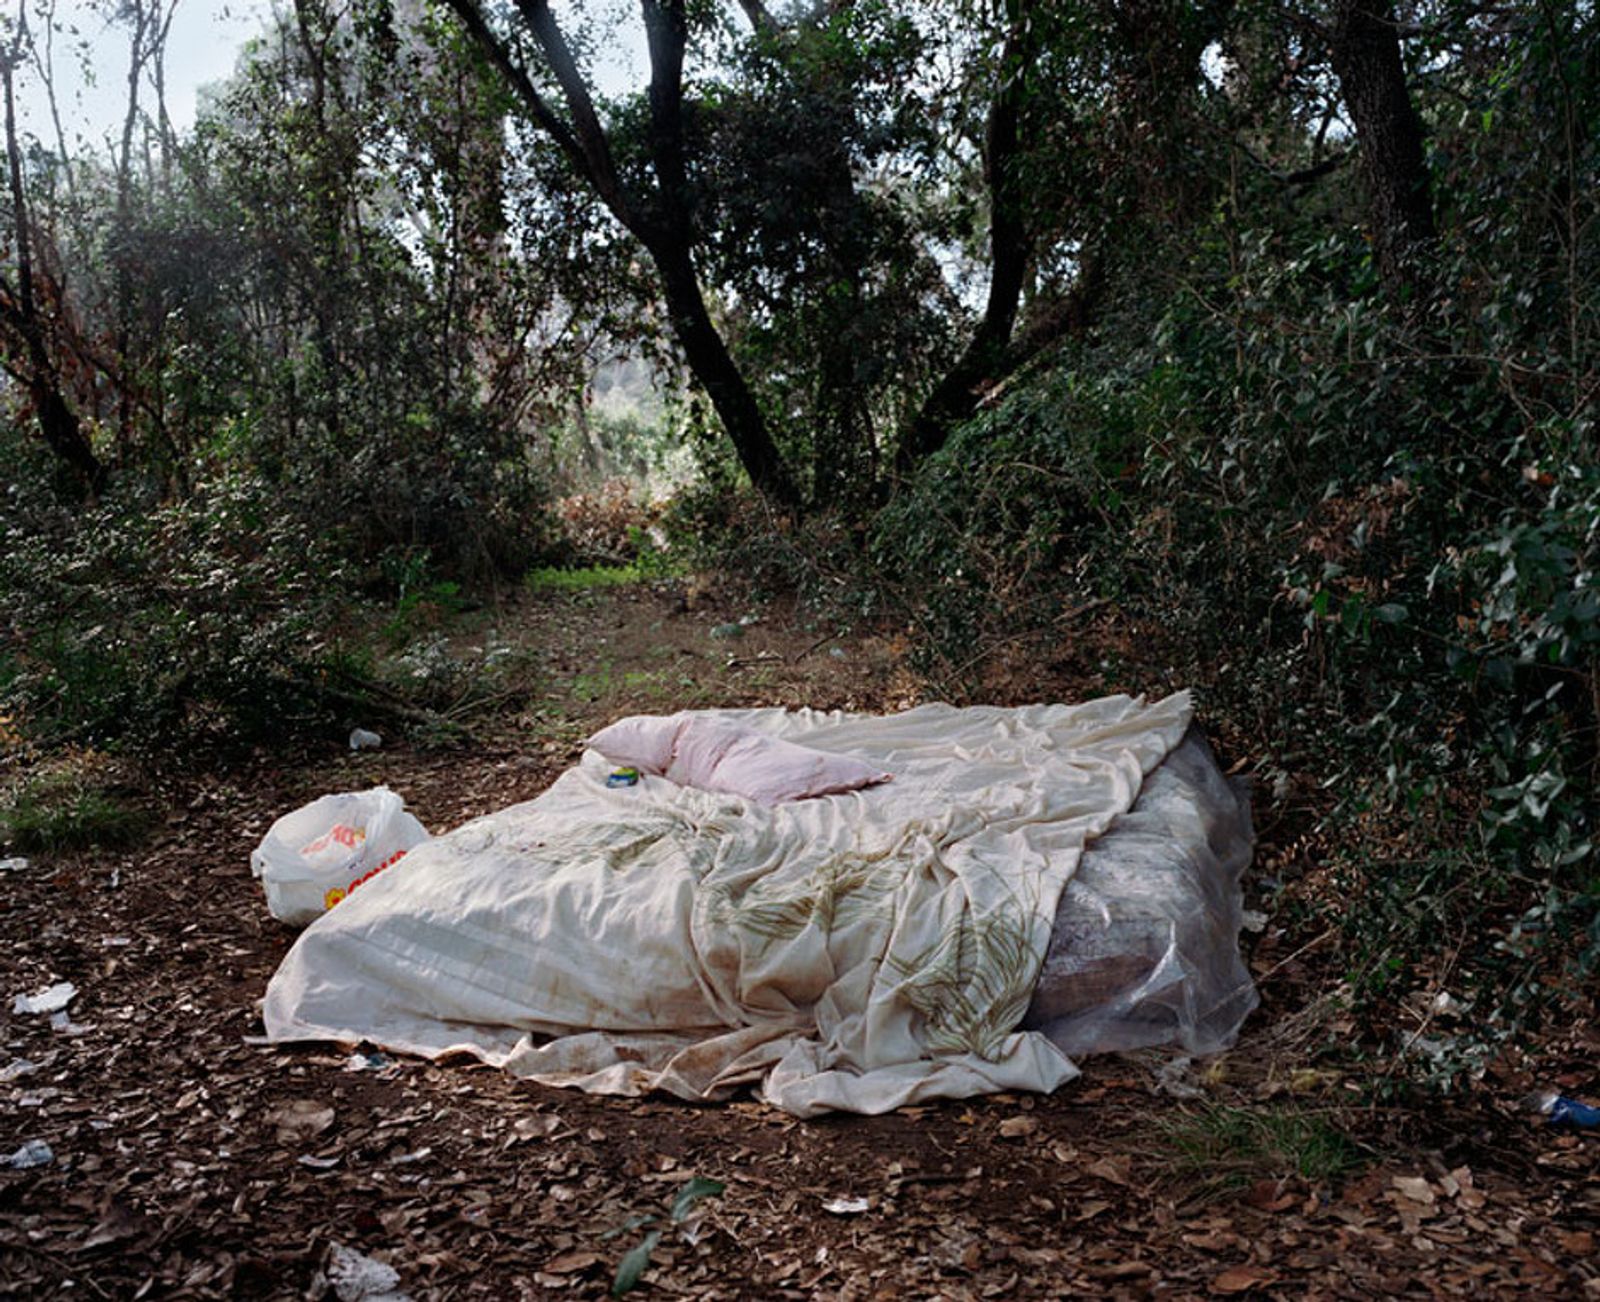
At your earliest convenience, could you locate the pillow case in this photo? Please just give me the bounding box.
[588,713,892,806]
[586,713,688,775]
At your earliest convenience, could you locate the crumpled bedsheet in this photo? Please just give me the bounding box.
[260,693,1200,1117]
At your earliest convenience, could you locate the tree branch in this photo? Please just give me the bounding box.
[899,5,1035,466]
[735,0,779,38]
[438,0,635,228]
[514,0,637,228]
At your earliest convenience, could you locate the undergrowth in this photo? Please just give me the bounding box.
[1,766,149,853]
[1155,1104,1365,1199]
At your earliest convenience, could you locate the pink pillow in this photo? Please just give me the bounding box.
[588,714,892,806]
[586,713,687,774]
[666,719,891,806]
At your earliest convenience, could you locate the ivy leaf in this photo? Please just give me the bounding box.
[671,1175,726,1223]
[611,1230,662,1297]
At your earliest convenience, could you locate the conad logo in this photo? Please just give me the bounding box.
[301,823,368,856]
[321,847,411,911]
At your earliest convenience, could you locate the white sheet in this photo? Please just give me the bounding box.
[260,693,1192,1116]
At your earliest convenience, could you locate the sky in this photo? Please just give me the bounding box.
[14,0,266,149]
[13,0,652,153]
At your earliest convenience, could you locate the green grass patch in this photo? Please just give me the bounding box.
[1155,1103,1363,1195]
[527,564,651,592]
[2,771,150,853]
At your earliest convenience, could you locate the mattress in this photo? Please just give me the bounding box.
[259,693,1256,1116]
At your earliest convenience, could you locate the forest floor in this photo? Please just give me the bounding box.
[3,578,1598,1299]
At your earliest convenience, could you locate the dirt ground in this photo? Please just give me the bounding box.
[3,582,1597,1299]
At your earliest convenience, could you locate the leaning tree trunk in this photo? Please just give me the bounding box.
[0,40,103,493]
[647,235,800,508]
[1330,0,1435,291]
[898,16,1032,469]
[441,0,802,510]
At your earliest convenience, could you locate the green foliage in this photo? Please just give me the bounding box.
[608,1176,725,1297]
[1,767,150,854]
[857,0,1600,1074]
[1156,1105,1363,1194]
[526,564,654,593]
[0,465,344,754]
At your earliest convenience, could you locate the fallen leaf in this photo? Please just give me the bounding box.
[544,1251,602,1274]
[1086,1156,1130,1186]
[1244,1178,1297,1212]
[1392,1175,1436,1205]
[1183,1231,1244,1252]
[1211,1265,1280,1294]
[1086,1260,1152,1280]
[265,1099,335,1145]
[998,1115,1038,1139]
[78,1200,145,1252]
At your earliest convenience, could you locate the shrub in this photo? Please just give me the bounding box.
[0,469,345,755]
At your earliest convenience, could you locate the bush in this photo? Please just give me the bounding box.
[0,467,345,755]
[1,761,149,853]
[856,22,1600,1075]
[552,479,657,566]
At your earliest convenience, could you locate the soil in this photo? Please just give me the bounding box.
[3,582,1597,1299]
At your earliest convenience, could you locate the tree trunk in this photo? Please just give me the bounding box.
[899,12,1032,468]
[444,0,802,510]
[0,38,103,493]
[1330,0,1435,290]
[647,236,800,508]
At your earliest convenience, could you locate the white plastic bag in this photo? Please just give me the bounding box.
[251,786,429,926]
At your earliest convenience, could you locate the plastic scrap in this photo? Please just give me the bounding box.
[343,1050,394,1073]
[13,982,76,1016]
[0,856,28,873]
[1531,1091,1600,1129]
[1154,1056,1206,1100]
[822,1196,870,1216]
[250,787,429,926]
[8,1139,53,1170]
[50,1009,94,1037]
[322,1242,411,1302]
[1022,727,1258,1059]
[349,728,383,751]
[606,767,640,788]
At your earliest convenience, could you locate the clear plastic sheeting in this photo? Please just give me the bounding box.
[1023,726,1258,1057]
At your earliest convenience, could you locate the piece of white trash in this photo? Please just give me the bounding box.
[822,1196,870,1216]
[13,982,76,1016]
[0,857,29,873]
[0,1059,40,1082]
[324,1242,411,1302]
[8,1139,54,1169]
[51,1010,94,1036]
[349,728,383,751]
